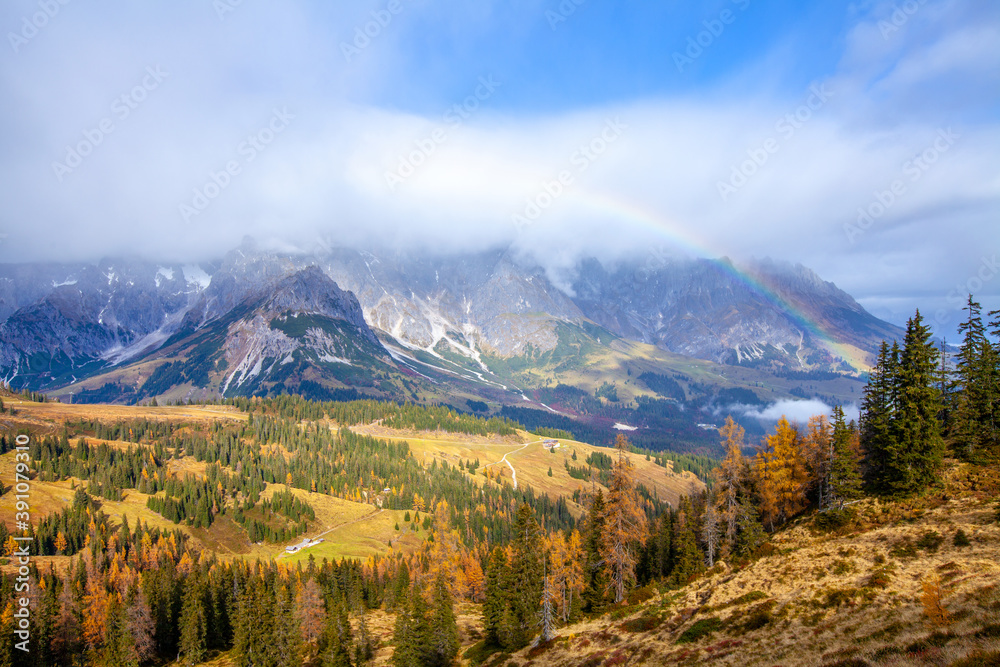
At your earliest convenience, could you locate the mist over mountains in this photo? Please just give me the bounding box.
[0,239,894,451]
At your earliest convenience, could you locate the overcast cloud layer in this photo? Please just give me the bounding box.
[0,0,997,334]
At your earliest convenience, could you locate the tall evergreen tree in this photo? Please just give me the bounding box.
[581,490,607,614]
[952,295,990,457]
[390,584,429,667]
[886,310,944,495]
[506,504,543,649]
[829,406,863,507]
[427,572,460,667]
[323,599,353,667]
[482,547,508,647]
[102,597,139,667]
[178,576,207,666]
[861,340,900,492]
[668,496,703,586]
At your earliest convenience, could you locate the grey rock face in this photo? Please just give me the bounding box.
[0,242,901,392]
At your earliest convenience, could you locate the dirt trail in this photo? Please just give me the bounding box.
[481,440,540,489]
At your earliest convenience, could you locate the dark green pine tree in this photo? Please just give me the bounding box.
[640,510,672,583]
[886,310,944,496]
[829,405,863,506]
[273,585,302,667]
[102,597,139,667]
[861,340,899,492]
[669,496,704,584]
[581,490,607,614]
[390,584,430,667]
[951,295,990,457]
[506,504,543,650]
[986,308,1000,453]
[482,546,509,647]
[178,575,207,666]
[427,572,460,667]
[323,599,354,667]
[732,499,767,558]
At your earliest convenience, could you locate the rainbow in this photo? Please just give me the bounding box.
[562,191,868,370]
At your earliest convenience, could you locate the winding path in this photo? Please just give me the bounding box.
[481,440,540,489]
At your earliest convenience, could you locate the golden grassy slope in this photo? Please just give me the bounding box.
[349,425,704,513]
[495,462,1000,667]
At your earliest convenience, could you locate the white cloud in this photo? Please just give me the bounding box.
[738,399,861,424]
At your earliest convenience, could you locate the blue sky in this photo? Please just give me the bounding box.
[0,0,997,334]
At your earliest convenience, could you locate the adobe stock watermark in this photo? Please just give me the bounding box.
[673,0,751,73]
[844,127,959,244]
[341,0,406,62]
[178,107,294,223]
[385,75,501,191]
[716,81,833,202]
[878,0,929,39]
[7,0,72,54]
[546,0,587,31]
[935,254,999,330]
[512,117,627,231]
[11,434,33,653]
[52,65,169,182]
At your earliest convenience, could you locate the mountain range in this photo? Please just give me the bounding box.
[0,240,901,452]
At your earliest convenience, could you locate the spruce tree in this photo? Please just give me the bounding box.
[952,295,990,457]
[482,547,509,647]
[391,584,430,667]
[581,490,607,614]
[178,576,207,666]
[669,496,703,585]
[861,340,899,492]
[829,405,863,507]
[323,599,354,667]
[102,597,139,667]
[427,572,460,667]
[507,504,543,649]
[886,311,944,495]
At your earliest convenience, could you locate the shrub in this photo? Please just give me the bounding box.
[832,559,855,575]
[889,538,918,559]
[729,591,768,607]
[626,585,656,606]
[740,601,775,632]
[677,617,723,644]
[921,576,950,626]
[866,566,893,589]
[953,529,971,547]
[620,614,661,633]
[824,588,861,607]
[916,530,944,553]
[814,509,855,533]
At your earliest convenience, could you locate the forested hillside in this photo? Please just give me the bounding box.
[0,301,996,666]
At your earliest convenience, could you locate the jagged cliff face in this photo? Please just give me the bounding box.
[0,260,209,385]
[0,242,902,394]
[568,256,896,369]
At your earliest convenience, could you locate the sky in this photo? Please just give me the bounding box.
[0,0,997,335]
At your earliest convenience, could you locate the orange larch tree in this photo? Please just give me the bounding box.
[601,434,648,604]
[754,416,809,531]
